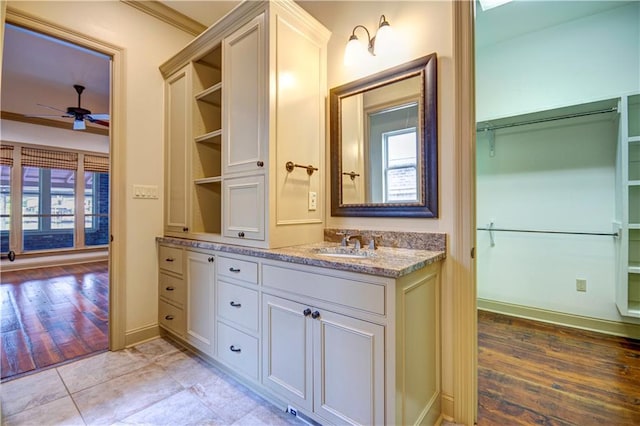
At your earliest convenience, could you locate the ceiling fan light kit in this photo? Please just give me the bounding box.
[25,84,109,130]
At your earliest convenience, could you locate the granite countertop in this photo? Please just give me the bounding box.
[157,237,445,278]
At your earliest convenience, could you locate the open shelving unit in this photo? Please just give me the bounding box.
[191,45,223,235]
[619,93,640,316]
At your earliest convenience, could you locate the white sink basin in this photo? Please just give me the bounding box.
[314,247,377,259]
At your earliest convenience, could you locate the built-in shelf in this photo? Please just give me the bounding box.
[630,136,640,143]
[195,82,222,105]
[195,129,222,144]
[194,176,223,185]
[629,263,640,274]
[628,303,640,317]
[628,180,640,186]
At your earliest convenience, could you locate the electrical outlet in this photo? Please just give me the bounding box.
[287,405,297,417]
[576,279,587,292]
[308,192,317,211]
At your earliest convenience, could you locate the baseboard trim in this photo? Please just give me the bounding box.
[125,324,160,347]
[440,392,455,422]
[478,299,640,340]
[1,250,108,272]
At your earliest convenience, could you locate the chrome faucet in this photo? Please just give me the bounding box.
[367,235,381,250]
[336,231,360,248]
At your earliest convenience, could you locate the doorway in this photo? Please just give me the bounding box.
[1,23,112,380]
[474,0,640,423]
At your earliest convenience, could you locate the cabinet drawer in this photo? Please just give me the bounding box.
[217,321,259,380]
[262,264,386,315]
[217,281,259,332]
[218,256,258,284]
[159,245,183,275]
[159,300,185,336]
[159,273,185,306]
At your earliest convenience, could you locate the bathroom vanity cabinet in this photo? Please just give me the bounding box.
[157,240,444,425]
[160,0,330,249]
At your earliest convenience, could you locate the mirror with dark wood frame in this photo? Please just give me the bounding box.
[330,53,438,217]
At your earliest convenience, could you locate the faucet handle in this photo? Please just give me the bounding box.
[367,235,381,250]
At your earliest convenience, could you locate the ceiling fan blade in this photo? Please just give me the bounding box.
[89,119,109,127]
[73,119,86,130]
[25,114,72,118]
[87,113,109,120]
[36,103,69,114]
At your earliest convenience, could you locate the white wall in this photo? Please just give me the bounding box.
[475,2,640,324]
[5,1,195,338]
[476,2,640,121]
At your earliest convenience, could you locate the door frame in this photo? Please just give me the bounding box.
[2,7,126,350]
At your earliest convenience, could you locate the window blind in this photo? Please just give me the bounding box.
[21,147,78,170]
[84,154,109,173]
[0,144,14,166]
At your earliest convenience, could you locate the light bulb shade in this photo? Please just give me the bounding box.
[344,35,366,67]
[373,21,393,56]
[73,119,86,130]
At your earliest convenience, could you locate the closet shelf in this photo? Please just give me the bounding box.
[195,82,222,105]
[629,263,640,274]
[629,136,640,144]
[194,176,222,185]
[628,180,640,186]
[629,224,640,230]
[195,129,222,144]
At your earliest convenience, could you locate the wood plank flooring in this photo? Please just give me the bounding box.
[478,310,640,425]
[0,262,108,380]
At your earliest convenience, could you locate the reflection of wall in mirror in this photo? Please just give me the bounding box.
[341,93,365,204]
[363,76,421,203]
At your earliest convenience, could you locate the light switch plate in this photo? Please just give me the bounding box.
[133,184,159,199]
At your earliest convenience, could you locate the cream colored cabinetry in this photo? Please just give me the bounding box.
[158,245,186,336]
[160,1,330,249]
[261,260,441,426]
[215,254,260,381]
[164,67,190,235]
[617,93,640,317]
[185,250,216,356]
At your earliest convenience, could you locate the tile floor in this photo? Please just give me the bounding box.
[0,337,304,426]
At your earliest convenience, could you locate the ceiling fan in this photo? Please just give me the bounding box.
[26,84,109,130]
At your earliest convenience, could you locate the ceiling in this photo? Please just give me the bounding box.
[1,0,631,133]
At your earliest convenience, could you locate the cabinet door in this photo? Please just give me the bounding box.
[262,294,313,412]
[312,310,385,426]
[186,250,215,355]
[223,175,265,241]
[223,14,266,175]
[165,66,191,234]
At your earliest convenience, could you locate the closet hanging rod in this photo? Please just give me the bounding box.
[476,227,618,237]
[476,107,618,132]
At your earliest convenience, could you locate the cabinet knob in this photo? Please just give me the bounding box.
[165,286,175,291]
[164,315,174,320]
[311,311,320,319]
[229,267,241,273]
[183,227,189,232]
[237,232,245,238]
[229,345,242,353]
[230,301,242,308]
[303,308,312,317]
[208,257,214,262]
[257,161,264,167]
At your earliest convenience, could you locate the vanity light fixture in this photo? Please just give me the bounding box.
[344,15,393,66]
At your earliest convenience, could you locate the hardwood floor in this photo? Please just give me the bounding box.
[0,262,108,380]
[478,310,640,425]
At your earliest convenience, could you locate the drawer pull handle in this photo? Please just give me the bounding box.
[303,308,312,317]
[230,301,242,308]
[208,257,214,262]
[257,160,264,167]
[229,267,241,273]
[182,227,189,232]
[165,315,174,320]
[229,345,241,353]
[166,286,175,291]
[311,311,320,319]
[165,257,174,262]
[237,232,245,238]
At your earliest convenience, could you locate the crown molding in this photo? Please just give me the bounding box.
[1,111,109,136]
[120,0,207,36]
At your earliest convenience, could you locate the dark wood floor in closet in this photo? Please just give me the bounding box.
[0,261,108,380]
[478,310,640,425]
